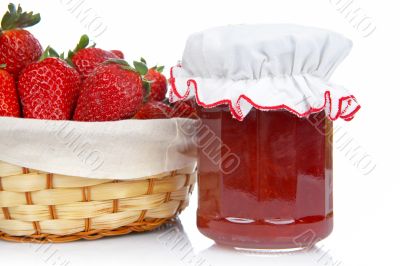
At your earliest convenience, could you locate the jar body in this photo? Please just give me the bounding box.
[196,106,333,249]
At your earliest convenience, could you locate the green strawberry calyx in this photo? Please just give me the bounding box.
[39,46,60,61]
[64,34,92,65]
[150,65,165,73]
[104,57,156,101]
[0,3,40,32]
[103,57,166,102]
[136,57,166,100]
[135,58,152,101]
[147,62,166,102]
[103,58,149,76]
[137,58,165,102]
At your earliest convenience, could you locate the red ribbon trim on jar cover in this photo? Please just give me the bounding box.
[169,66,361,122]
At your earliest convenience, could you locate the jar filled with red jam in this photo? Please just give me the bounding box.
[170,24,360,250]
[196,106,333,249]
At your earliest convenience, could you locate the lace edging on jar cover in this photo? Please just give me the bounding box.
[169,24,361,121]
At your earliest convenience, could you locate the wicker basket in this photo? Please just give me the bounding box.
[0,161,195,243]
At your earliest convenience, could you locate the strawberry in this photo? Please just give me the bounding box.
[144,64,167,101]
[134,101,172,119]
[18,47,81,120]
[0,65,20,117]
[68,35,119,80]
[170,101,197,118]
[73,59,145,122]
[0,4,42,79]
[110,50,124,59]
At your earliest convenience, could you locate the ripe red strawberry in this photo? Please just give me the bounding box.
[170,101,197,118]
[144,66,167,101]
[0,4,42,79]
[68,35,119,80]
[110,50,124,59]
[134,101,172,119]
[0,66,20,117]
[74,60,144,122]
[72,47,118,79]
[18,47,81,120]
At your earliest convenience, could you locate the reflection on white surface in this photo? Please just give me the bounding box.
[0,188,383,266]
[201,244,343,266]
[233,246,308,254]
[0,188,345,266]
[0,218,344,266]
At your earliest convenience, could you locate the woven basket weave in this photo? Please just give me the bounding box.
[0,161,195,243]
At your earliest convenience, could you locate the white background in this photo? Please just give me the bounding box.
[0,0,398,265]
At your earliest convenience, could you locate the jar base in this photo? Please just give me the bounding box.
[198,214,333,250]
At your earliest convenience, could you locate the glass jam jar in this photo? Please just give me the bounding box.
[196,105,333,250]
[170,24,360,250]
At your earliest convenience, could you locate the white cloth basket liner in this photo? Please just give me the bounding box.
[0,117,198,180]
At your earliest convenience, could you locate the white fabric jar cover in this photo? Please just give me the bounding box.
[0,117,197,180]
[169,24,360,121]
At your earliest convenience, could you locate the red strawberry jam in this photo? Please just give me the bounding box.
[196,105,333,249]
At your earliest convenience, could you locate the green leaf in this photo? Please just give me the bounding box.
[143,80,151,102]
[0,63,6,69]
[1,6,13,30]
[39,46,50,61]
[30,13,41,26]
[39,46,60,61]
[140,57,147,64]
[1,3,40,30]
[156,66,165,73]
[104,58,130,66]
[48,47,59,58]
[60,51,74,67]
[74,34,89,52]
[133,61,148,75]
[67,50,73,58]
[8,3,16,14]
[65,57,73,67]
[64,35,91,64]
[121,65,136,72]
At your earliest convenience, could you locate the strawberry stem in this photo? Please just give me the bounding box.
[0,3,40,31]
